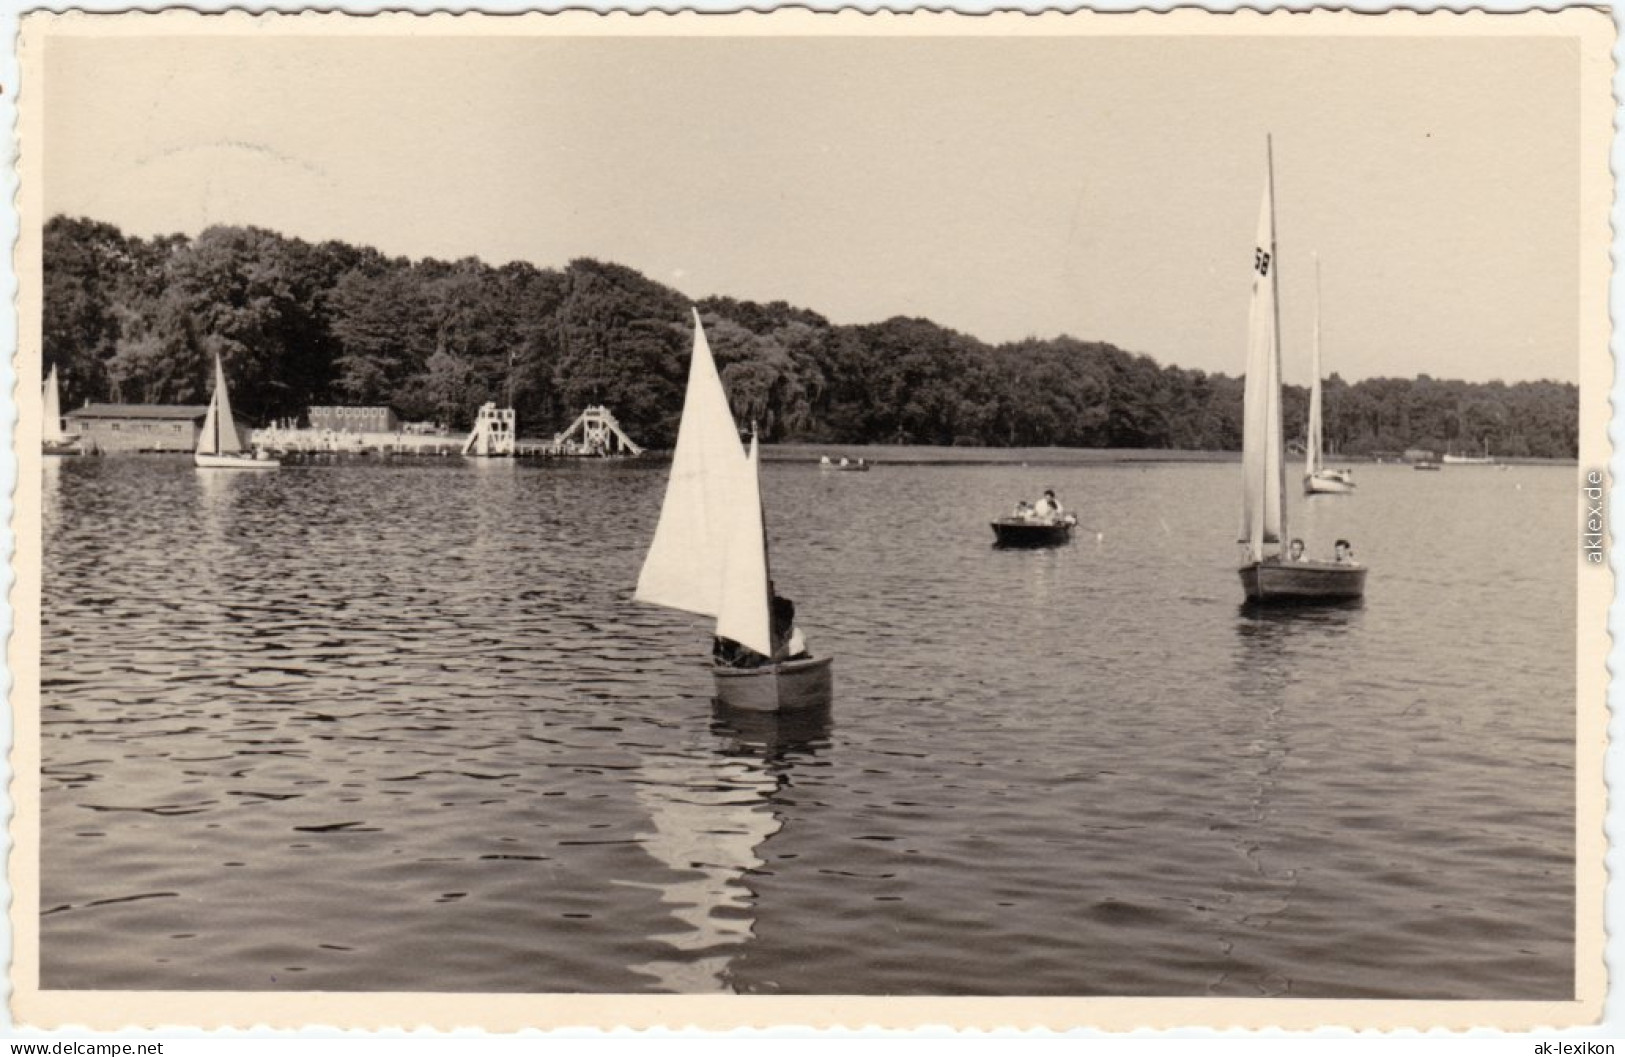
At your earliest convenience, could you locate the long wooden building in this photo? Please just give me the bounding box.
[65,403,212,453]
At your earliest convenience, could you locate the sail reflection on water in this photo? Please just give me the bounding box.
[624,703,831,993]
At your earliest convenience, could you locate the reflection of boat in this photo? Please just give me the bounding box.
[1302,258,1354,496]
[626,704,831,993]
[1237,141,1366,605]
[626,748,781,993]
[990,514,1077,548]
[636,310,834,712]
[195,354,279,470]
[42,365,85,457]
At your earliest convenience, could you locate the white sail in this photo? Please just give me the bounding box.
[197,354,244,456]
[714,435,773,658]
[1241,142,1287,562]
[43,365,65,444]
[635,310,752,620]
[197,388,220,455]
[1305,256,1323,479]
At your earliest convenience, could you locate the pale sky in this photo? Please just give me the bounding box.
[38,20,1591,383]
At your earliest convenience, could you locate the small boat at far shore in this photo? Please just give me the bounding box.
[1302,258,1356,497]
[991,515,1077,548]
[196,353,280,471]
[820,456,871,472]
[1413,460,1442,472]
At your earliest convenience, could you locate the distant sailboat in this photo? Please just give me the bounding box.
[636,310,833,712]
[1238,140,1366,604]
[1303,257,1354,495]
[1442,439,1496,466]
[195,353,279,470]
[42,364,83,457]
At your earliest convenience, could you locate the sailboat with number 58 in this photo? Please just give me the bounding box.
[1237,139,1367,604]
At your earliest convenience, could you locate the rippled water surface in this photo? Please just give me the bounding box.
[40,455,1575,996]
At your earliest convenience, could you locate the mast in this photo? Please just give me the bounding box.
[1306,253,1323,479]
[1267,136,1288,552]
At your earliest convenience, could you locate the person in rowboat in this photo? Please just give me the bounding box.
[1033,490,1063,520]
[1334,539,1358,565]
[1288,538,1307,562]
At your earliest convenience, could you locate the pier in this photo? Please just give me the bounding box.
[250,405,643,460]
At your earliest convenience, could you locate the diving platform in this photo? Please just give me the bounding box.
[463,403,516,457]
[553,406,643,457]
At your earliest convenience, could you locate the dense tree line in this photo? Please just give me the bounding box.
[42,215,1579,457]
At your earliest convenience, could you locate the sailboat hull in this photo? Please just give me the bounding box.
[1240,560,1366,603]
[712,655,833,712]
[195,452,281,470]
[1303,471,1355,495]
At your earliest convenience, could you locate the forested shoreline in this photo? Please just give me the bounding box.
[43,216,1579,456]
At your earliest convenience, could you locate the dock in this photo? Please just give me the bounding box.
[249,425,637,460]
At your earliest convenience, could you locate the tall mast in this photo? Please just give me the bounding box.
[1267,135,1288,550]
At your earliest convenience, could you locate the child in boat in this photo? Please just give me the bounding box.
[711,593,809,668]
[1334,539,1357,564]
[1012,500,1035,519]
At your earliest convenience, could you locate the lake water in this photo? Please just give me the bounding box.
[38,454,1576,997]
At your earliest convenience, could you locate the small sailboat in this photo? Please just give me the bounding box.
[1442,439,1496,466]
[1238,141,1366,605]
[195,353,279,470]
[1302,258,1355,495]
[636,310,833,712]
[42,364,84,457]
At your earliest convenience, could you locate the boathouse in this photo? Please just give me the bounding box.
[65,403,209,453]
[308,406,399,433]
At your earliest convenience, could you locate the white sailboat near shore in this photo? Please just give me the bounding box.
[1303,257,1355,495]
[195,353,279,470]
[42,364,84,457]
[636,310,833,712]
[1442,440,1497,466]
[1238,140,1366,605]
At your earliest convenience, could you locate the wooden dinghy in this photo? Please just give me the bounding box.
[636,310,835,713]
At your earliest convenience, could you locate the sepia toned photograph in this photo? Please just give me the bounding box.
[10,8,1612,1032]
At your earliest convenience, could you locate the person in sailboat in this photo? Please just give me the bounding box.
[712,589,809,669]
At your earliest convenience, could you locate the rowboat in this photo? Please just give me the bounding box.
[195,353,279,470]
[1237,139,1366,605]
[636,310,834,712]
[991,515,1076,548]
